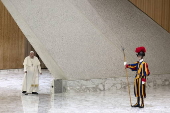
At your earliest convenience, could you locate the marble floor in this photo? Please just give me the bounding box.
[0,69,170,113]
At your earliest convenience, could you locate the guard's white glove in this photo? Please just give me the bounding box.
[142,78,146,84]
[124,62,127,66]
[142,81,145,84]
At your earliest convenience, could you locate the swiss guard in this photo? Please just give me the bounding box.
[125,47,150,108]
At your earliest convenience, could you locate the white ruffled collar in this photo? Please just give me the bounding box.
[139,59,143,63]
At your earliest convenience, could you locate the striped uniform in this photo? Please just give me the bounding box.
[127,61,150,98]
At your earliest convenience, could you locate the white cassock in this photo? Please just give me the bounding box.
[22,56,41,93]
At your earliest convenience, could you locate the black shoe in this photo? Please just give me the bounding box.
[22,91,26,93]
[32,92,38,94]
[139,104,144,108]
[132,103,140,107]
[25,93,28,95]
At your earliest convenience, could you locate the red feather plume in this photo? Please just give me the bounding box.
[135,46,146,53]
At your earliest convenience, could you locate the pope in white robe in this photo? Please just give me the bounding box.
[22,51,42,95]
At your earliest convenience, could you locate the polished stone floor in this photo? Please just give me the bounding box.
[0,70,170,113]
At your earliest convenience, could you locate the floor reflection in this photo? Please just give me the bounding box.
[19,87,170,113]
[38,94,51,113]
[0,96,23,113]
[21,95,39,113]
[0,70,170,113]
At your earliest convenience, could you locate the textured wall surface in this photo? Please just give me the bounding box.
[65,74,170,93]
[69,0,170,74]
[1,0,66,79]
[2,0,170,80]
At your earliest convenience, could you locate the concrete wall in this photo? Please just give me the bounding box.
[2,0,170,80]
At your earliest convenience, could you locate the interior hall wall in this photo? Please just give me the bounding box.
[2,0,170,80]
[129,0,170,33]
[0,1,25,69]
[0,1,46,69]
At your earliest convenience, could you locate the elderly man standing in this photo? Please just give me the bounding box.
[22,51,42,95]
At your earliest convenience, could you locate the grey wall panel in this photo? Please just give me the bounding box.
[69,0,170,75]
[3,0,170,80]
